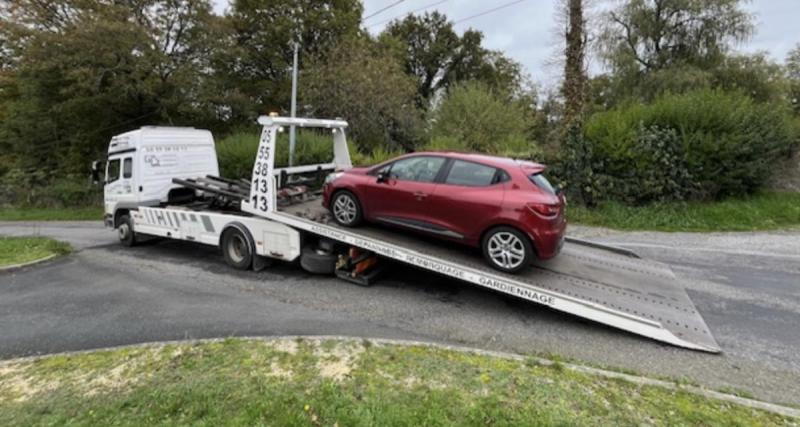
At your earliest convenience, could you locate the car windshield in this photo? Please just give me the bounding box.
[529,173,557,195]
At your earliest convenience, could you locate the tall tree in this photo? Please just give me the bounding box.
[304,37,421,152]
[217,0,362,121]
[600,0,753,74]
[563,0,587,125]
[381,11,521,109]
[787,44,800,114]
[0,0,219,175]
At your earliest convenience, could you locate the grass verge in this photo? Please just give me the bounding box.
[0,207,102,221]
[0,338,792,426]
[0,236,72,267]
[568,192,800,232]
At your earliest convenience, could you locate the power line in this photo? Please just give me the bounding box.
[367,0,450,29]
[362,0,407,22]
[453,0,527,24]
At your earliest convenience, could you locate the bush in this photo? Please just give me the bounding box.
[584,89,796,203]
[0,169,101,208]
[216,130,336,179]
[427,82,542,159]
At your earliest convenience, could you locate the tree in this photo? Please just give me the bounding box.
[216,0,362,122]
[787,44,800,114]
[427,82,540,158]
[303,37,421,153]
[599,0,753,100]
[0,0,220,176]
[563,0,587,126]
[381,12,522,109]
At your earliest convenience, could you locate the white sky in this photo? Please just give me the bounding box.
[212,0,800,88]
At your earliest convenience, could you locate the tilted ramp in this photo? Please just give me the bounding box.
[275,201,720,353]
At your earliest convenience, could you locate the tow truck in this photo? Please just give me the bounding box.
[95,116,720,353]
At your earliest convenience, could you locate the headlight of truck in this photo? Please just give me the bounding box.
[324,172,343,185]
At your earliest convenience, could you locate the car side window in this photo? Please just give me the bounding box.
[444,160,499,187]
[106,158,121,183]
[388,156,446,183]
[123,158,133,179]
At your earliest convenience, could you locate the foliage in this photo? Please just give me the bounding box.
[787,44,800,115]
[0,236,72,267]
[303,37,422,153]
[600,0,754,101]
[584,89,796,202]
[0,207,102,221]
[0,0,222,178]
[0,338,791,426]
[427,82,541,159]
[569,192,800,232]
[215,130,335,179]
[555,122,600,206]
[381,11,522,109]
[0,169,100,208]
[216,0,362,122]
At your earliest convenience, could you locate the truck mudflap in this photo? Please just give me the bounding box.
[272,201,720,353]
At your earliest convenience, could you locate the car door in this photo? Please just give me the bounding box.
[428,159,507,242]
[362,155,447,230]
[104,156,137,214]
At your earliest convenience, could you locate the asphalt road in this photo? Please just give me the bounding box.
[1,221,799,406]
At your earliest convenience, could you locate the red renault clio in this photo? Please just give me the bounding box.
[322,152,566,273]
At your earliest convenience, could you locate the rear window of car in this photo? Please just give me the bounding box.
[529,173,557,195]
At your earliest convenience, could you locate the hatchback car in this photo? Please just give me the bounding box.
[322,152,566,273]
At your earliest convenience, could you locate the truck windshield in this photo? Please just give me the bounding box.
[529,173,556,195]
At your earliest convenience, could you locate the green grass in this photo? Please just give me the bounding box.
[568,192,800,232]
[0,236,72,267]
[0,338,791,426]
[0,207,102,221]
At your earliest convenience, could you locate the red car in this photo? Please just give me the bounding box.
[322,152,566,273]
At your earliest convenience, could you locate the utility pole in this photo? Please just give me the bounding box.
[289,41,299,167]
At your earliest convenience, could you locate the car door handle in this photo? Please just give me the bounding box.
[413,192,428,200]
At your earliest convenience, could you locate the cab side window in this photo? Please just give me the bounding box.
[123,158,133,179]
[106,159,121,183]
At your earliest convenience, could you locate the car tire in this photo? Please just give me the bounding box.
[300,245,337,275]
[481,226,533,274]
[118,214,137,247]
[330,190,363,227]
[221,228,254,270]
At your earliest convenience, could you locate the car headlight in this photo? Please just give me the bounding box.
[324,172,343,185]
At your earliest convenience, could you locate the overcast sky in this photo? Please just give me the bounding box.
[212,0,799,88]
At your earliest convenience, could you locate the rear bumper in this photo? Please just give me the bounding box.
[531,220,566,260]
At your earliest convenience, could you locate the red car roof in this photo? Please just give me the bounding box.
[410,151,546,173]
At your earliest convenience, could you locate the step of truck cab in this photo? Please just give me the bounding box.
[275,200,720,353]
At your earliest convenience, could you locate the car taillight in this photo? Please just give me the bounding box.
[526,202,560,218]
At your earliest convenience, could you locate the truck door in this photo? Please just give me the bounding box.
[104,156,137,213]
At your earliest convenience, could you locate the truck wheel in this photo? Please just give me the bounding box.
[482,226,532,274]
[300,246,337,275]
[222,228,253,270]
[331,191,363,227]
[118,214,137,247]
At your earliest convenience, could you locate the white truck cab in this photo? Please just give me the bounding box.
[100,126,219,228]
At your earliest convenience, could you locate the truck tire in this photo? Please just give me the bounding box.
[300,245,337,275]
[221,228,253,270]
[481,226,533,274]
[118,214,137,247]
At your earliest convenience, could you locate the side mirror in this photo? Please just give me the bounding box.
[376,172,388,183]
[90,160,104,185]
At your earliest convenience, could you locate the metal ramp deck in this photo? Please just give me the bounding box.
[275,199,719,353]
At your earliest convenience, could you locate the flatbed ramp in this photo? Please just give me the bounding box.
[274,200,720,353]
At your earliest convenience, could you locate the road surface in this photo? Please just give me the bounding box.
[1,221,799,406]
